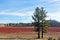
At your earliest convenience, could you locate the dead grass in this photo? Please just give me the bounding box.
[0,32,60,39]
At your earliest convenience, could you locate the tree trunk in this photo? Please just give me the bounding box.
[41,27,43,38]
[38,28,40,39]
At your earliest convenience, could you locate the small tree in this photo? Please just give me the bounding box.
[32,7,49,38]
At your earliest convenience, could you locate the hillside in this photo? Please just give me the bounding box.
[48,20,60,27]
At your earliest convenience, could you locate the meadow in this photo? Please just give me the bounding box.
[0,26,60,40]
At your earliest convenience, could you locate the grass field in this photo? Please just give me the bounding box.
[0,27,60,40]
[0,32,60,40]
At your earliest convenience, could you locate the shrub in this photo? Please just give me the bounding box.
[48,37,52,40]
[58,38,60,40]
[53,38,56,40]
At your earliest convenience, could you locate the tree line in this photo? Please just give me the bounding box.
[5,20,60,27]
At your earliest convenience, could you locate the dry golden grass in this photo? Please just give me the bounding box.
[0,32,60,40]
[0,32,48,40]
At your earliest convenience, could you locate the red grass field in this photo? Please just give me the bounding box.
[0,27,60,39]
[0,27,60,33]
[49,27,60,32]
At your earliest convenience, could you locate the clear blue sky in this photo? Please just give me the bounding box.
[0,0,60,23]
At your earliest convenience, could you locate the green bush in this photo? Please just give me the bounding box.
[48,37,52,40]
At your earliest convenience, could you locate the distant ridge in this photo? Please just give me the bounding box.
[48,20,60,27]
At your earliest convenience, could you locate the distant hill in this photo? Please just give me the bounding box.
[48,20,60,27]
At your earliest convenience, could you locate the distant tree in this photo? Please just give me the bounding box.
[32,7,50,38]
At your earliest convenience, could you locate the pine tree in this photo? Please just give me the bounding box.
[32,7,50,38]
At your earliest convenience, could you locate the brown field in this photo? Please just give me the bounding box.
[0,32,60,39]
[0,26,60,40]
[0,32,60,40]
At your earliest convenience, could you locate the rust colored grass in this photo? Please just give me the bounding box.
[0,27,60,33]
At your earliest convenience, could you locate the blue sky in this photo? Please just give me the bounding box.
[0,0,60,23]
